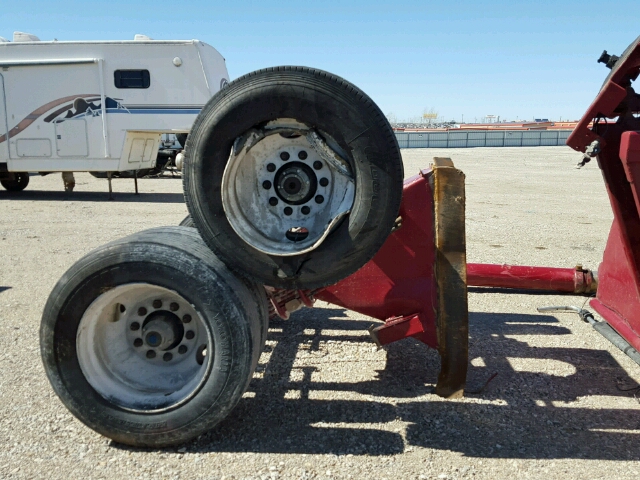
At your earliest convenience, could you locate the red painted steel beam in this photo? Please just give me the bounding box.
[467,263,597,294]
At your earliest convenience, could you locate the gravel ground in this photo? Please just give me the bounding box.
[1,147,640,479]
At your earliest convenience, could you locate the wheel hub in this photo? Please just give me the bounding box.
[76,284,212,412]
[221,120,355,256]
[274,162,317,204]
[142,311,184,350]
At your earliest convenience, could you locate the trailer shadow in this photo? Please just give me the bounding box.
[0,286,11,294]
[0,190,184,203]
[112,307,640,459]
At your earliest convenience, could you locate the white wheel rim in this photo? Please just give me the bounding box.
[221,119,355,256]
[76,283,212,412]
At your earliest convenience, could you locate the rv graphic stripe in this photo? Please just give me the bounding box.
[0,94,99,144]
[0,97,204,143]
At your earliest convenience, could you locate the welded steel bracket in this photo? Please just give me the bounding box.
[429,158,468,398]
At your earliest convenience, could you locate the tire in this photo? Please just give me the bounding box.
[1,172,29,191]
[183,66,403,290]
[179,215,196,228]
[40,226,266,447]
[178,214,270,345]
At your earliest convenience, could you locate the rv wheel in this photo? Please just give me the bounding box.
[1,172,29,192]
[40,226,266,447]
[184,66,403,289]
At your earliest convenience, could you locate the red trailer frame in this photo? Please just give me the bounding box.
[267,35,640,396]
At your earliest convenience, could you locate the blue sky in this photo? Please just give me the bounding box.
[2,0,638,122]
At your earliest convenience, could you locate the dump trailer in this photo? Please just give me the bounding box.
[0,32,228,191]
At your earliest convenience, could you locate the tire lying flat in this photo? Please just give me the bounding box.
[184,66,404,290]
[40,226,267,447]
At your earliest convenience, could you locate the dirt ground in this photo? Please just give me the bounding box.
[1,147,640,479]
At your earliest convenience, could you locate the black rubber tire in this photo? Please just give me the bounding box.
[178,214,270,345]
[179,215,196,228]
[183,66,404,290]
[1,172,29,191]
[40,226,267,447]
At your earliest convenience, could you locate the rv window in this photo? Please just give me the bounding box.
[114,70,150,89]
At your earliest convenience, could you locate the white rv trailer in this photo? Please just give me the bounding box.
[0,32,229,191]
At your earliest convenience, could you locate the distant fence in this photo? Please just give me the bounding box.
[394,130,572,148]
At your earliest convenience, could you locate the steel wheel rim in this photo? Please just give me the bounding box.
[76,283,212,412]
[221,119,355,256]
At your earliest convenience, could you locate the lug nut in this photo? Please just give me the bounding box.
[146,350,156,359]
[130,322,140,331]
[133,338,143,347]
[263,180,272,190]
[163,352,173,362]
[269,197,279,206]
[170,302,179,312]
[319,177,329,187]
[284,207,293,216]
[298,150,308,160]
[137,307,147,316]
[315,195,324,204]
[178,345,188,354]
[313,161,323,170]
[185,331,195,340]
[152,299,162,309]
[267,163,276,172]
[182,314,192,323]
[280,152,290,161]
[301,206,311,215]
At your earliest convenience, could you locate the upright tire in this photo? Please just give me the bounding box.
[183,66,403,290]
[1,172,29,191]
[40,226,267,447]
